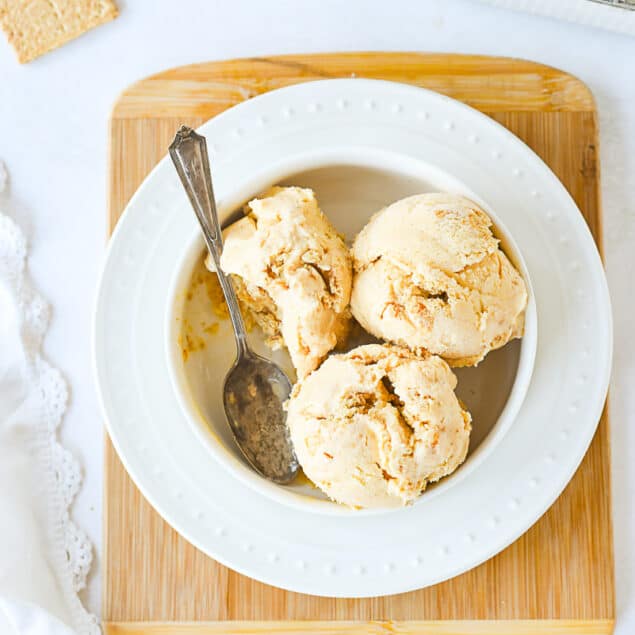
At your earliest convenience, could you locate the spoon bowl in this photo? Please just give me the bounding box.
[223,352,297,483]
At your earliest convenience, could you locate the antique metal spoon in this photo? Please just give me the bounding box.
[169,126,299,484]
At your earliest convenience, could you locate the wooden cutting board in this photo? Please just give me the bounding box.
[104,53,614,635]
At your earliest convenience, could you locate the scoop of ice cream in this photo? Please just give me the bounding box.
[286,344,471,508]
[211,186,352,378]
[351,193,527,367]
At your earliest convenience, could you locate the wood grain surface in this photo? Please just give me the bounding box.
[104,53,614,635]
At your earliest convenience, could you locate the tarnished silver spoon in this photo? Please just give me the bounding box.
[169,126,299,484]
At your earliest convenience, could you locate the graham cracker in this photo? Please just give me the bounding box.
[0,0,118,63]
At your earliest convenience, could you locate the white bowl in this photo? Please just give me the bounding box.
[165,148,537,516]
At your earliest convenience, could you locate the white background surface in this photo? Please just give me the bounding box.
[0,0,632,630]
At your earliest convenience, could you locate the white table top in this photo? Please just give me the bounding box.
[0,0,632,630]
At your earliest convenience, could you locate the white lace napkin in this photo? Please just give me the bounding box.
[0,163,98,635]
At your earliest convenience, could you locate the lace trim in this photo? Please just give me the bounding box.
[0,164,99,635]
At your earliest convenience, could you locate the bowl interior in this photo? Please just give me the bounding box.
[167,157,535,515]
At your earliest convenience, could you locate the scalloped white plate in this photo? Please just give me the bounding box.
[94,79,612,597]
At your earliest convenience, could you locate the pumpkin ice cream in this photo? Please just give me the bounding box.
[351,193,527,366]
[210,186,352,378]
[286,344,471,509]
